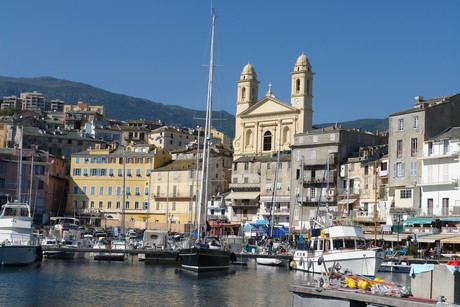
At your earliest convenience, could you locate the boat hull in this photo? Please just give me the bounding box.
[291,249,384,277]
[256,257,287,267]
[0,245,40,266]
[378,261,411,273]
[179,247,230,272]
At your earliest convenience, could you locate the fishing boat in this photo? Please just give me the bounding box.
[42,217,92,259]
[290,223,385,276]
[0,201,42,265]
[178,10,231,272]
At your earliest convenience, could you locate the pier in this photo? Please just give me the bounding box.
[289,284,439,307]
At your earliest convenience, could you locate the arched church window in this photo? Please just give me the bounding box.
[296,79,301,93]
[242,87,246,100]
[283,126,290,145]
[263,131,272,151]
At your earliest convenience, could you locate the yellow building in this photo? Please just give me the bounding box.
[67,142,171,229]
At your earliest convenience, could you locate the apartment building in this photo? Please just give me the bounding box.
[290,126,387,229]
[20,91,47,111]
[64,101,105,130]
[68,142,171,229]
[388,94,460,215]
[420,127,460,216]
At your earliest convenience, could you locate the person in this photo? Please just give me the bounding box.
[267,237,273,255]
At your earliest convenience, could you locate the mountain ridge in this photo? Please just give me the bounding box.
[0,76,388,138]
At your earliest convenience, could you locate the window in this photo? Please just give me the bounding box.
[73,186,78,194]
[99,186,104,195]
[396,162,405,177]
[82,186,87,195]
[125,201,130,209]
[310,187,316,199]
[109,168,114,176]
[143,201,148,210]
[82,200,86,209]
[427,198,433,215]
[244,162,249,170]
[76,157,80,164]
[73,168,81,176]
[276,182,281,190]
[443,140,449,155]
[135,201,139,209]
[126,187,131,195]
[144,187,149,196]
[411,138,417,157]
[396,140,403,158]
[146,169,151,176]
[118,168,123,177]
[107,201,112,209]
[135,186,140,195]
[34,165,45,175]
[263,131,272,151]
[90,186,95,195]
[127,169,132,177]
[400,189,412,199]
[90,201,95,208]
[410,160,417,176]
[442,198,449,215]
[136,168,141,177]
[116,186,121,196]
[364,178,368,189]
[428,142,433,156]
[108,186,112,195]
[413,116,419,129]
[98,201,103,209]
[116,201,121,209]
[398,119,404,131]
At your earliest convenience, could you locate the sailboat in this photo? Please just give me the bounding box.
[178,10,231,272]
[0,126,41,266]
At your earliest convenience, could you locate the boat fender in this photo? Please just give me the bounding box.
[317,255,324,266]
[299,257,304,266]
[289,260,297,269]
[307,259,313,269]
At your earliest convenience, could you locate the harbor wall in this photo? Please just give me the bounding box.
[410,264,460,304]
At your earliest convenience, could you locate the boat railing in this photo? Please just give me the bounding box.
[1,233,36,246]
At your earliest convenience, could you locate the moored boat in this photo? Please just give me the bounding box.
[42,217,92,259]
[91,239,127,261]
[179,240,230,272]
[290,224,385,277]
[0,201,41,266]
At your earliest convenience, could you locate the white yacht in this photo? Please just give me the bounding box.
[0,201,41,265]
[290,224,385,277]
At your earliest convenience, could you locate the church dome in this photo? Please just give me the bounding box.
[240,63,257,80]
[294,53,311,71]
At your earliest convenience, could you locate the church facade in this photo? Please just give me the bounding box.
[226,53,314,226]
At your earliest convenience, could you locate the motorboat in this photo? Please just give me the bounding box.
[378,249,411,273]
[179,236,230,272]
[91,239,127,261]
[0,201,41,265]
[42,217,92,259]
[290,224,385,277]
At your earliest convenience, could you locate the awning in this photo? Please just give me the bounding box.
[337,198,357,205]
[260,196,290,203]
[364,234,401,242]
[226,191,260,200]
[438,216,460,222]
[441,235,460,244]
[417,234,458,243]
[403,217,433,226]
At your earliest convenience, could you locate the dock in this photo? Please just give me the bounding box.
[289,284,439,307]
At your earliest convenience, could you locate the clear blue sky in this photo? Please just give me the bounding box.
[1,1,459,125]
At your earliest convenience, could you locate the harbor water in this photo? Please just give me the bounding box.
[0,258,409,306]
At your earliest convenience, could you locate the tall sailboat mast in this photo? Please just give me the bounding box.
[197,11,216,237]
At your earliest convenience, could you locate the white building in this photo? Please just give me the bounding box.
[419,127,460,216]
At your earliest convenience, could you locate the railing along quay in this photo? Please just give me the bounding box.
[41,246,293,260]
